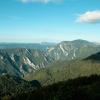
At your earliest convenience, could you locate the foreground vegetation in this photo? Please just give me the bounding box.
[13,75,100,100]
[0,75,41,99]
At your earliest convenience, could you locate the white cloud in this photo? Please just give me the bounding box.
[19,0,63,4]
[76,10,100,23]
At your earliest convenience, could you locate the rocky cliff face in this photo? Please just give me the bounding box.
[47,40,100,61]
[0,48,53,77]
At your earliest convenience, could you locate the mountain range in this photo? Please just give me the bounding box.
[0,39,100,78]
[0,39,100,99]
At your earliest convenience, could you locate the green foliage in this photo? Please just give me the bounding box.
[0,75,41,99]
[25,58,100,86]
[13,75,100,100]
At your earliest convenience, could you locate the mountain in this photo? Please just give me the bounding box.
[47,39,100,61]
[0,39,99,77]
[0,74,41,99]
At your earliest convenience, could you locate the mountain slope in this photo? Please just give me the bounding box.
[14,75,100,100]
[0,48,53,77]
[0,75,41,99]
[85,52,100,61]
[47,39,100,61]
[24,52,100,85]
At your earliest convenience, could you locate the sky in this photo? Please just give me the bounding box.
[0,0,100,43]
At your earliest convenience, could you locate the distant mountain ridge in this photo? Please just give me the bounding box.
[0,43,56,50]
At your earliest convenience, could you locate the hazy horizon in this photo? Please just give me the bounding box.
[0,39,99,44]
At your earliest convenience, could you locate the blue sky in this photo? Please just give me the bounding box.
[0,0,100,43]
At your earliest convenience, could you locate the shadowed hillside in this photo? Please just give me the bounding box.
[85,52,100,61]
[0,75,41,99]
[13,75,100,100]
